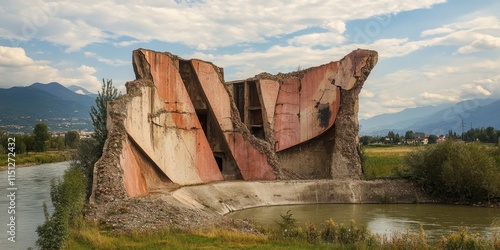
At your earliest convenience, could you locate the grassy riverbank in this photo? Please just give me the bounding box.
[0,150,70,168]
[66,219,499,249]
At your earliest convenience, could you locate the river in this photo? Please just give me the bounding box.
[228,203,500,239]
[0,161,69,250]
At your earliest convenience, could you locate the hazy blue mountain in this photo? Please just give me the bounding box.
[30,82,94,107]
[0,82,94,133]
[360,98,500,136]
[67,85,98,99]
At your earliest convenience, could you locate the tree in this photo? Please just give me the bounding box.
[64,130,80,149]
[486,126,496,143]
[360,136,371,146]
[405,130,415,140]
[428,134,438,144]
[90,79,119,151]
[76,79,119,199]
[33,123,51,152]
[0,126,6,154]
[387,131,395,144]
[51,136,65,151]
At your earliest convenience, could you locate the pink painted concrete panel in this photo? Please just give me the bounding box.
[225,133,276,180]
[191,59,233,131]
[274,77,301,151]
[299,62,340,141]
[335,50,374,90]
[258,79,280,128]
[120,140,149,197]
[139,50,223,183]
[191,59,275,180]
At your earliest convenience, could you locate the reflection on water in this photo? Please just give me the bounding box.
[0,162,69,249]
[228,203,500,239]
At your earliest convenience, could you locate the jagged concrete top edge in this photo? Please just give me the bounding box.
[132,48,378,84]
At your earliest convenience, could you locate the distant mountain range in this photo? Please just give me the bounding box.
[360,98,500,136]
[0,82,96,133]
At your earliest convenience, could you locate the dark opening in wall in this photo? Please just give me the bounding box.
[196,111,208,135]
[247,81,265,139]
[233,82,245,122]
[214,155,223,172]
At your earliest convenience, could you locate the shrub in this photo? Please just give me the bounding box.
[36,166,87,249]
[71,138,101,199]
[305,222,318,243]
[275,210,298,237]
[405,141,500,201]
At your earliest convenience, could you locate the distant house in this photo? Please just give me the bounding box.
[415,137,428,145]
[406,136,429,145]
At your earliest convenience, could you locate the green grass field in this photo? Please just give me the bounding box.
[0,150,70,168]
[362,145,416,179]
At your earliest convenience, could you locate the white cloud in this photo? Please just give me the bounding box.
[457,34,500,53]
[84,52,131,66]
[0,0,446,52]
[0,46,34,66]
[419,92,459,102]
[420,16,500,54]
[0,46,101,91]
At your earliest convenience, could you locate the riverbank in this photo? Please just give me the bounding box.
[88,179,433,234]
[0,150,70,170]
[71,211,500,249]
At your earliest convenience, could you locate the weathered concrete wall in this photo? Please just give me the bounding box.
[168,180,427,215]
[191,59,277,180]
[331,50,378,179]
[92,48,378,203]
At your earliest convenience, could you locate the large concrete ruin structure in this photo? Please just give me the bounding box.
[91,48,378,202]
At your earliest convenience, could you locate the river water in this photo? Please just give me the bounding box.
[228,203,500,239]
[0,162,69,250]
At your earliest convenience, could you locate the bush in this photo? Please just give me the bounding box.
[71,138,101,199]
[405,141,500,201]
[275,210,298,237]
[36,166,87,249]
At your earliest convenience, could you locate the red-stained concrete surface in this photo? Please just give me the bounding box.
[225,133,276,180]
[191,59,276,180]
[258,79,280,129]
[274,77,301,151]
[126,50,223,187]
[120,140,149,197]
[299,62,341,142]
[144,52,223,183]
[274,62,342,151]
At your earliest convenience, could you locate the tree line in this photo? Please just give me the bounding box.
[0,124,80,154]
[360,126,500,145]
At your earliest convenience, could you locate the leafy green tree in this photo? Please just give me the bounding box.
[394,133,401,144]
[51,136,65,151]
[14,135,27,154]
[71,138,101,199]
[24,135,35,152]
[486,126,496,143]
[64,130,80,149]
[0,126,6,154]
[360,136,371,146]
[74,79,119,199]
[405,130,415,140]
[33,123,51,152]
[90,78,119,151]
[428,134,438,144]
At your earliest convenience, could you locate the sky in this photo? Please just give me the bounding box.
[0,0,499,119]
